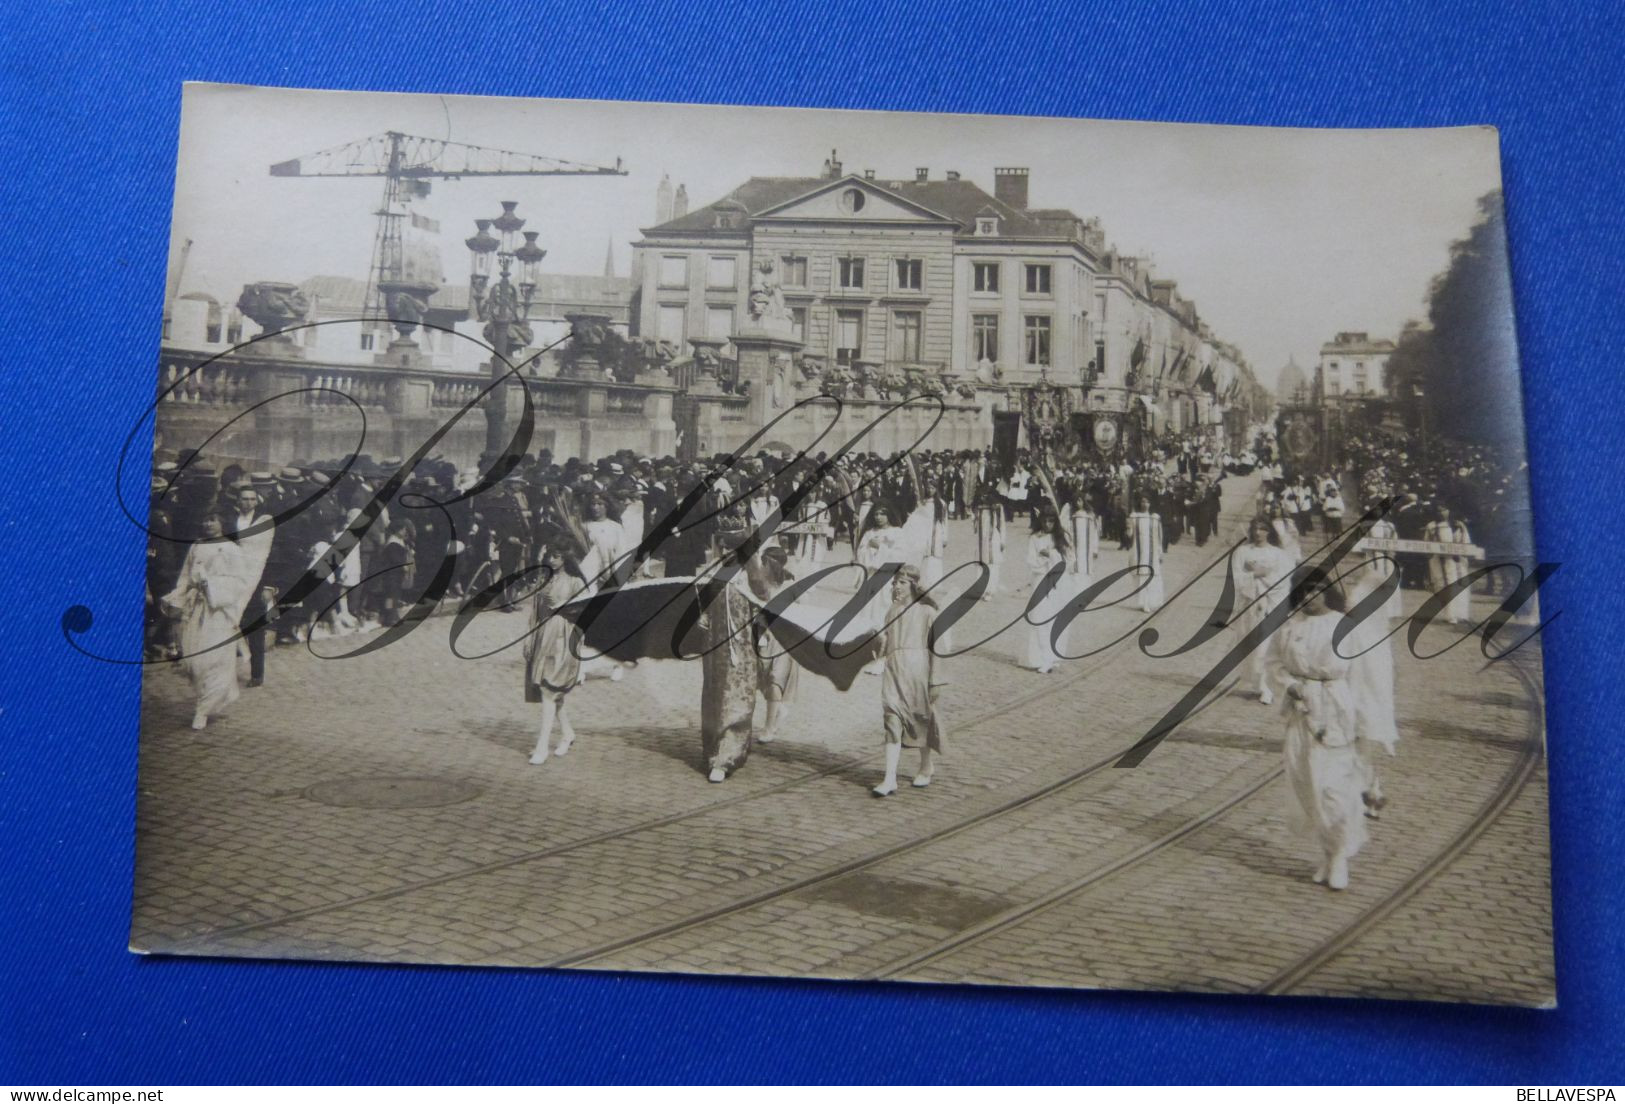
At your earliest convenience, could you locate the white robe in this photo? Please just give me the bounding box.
[161,539,260,719]
[1267,611,1368,863]
[1424,520,1473,623]
[973,504,1005,595]
[1345,575,1400,759]
[1020,531,1067,671]
[856,524,906,631]
[1233,542,1294,693]
[1128,510,1165,612]
[582,517,627,586]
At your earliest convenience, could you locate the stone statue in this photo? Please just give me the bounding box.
[873,364,908,398]
[819,364,853,398]
[747,257,790,324]
[236,281,310,334]
[568,313,613,348]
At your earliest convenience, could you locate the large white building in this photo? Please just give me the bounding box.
[1315,331,1395,402]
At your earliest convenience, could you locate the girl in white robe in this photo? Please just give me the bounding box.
[1128,498,1165,613]
[856,506,906,673]
[161,514,258,730]
[1266,573,1367,890]
[1345,568,1400,817]
[1060,501,1098,657]
[1020,514,1068,674]
[1424,508,1474,625]
[1363,516,1405,622]
[972,493,1005,600]
[904,489,952,651]
[1233,519,1294,704]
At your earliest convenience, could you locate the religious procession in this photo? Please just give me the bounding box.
[142,407,1473,901]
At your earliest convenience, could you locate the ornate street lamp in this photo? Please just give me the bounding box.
[466,202,544,456]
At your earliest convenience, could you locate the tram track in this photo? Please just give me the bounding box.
[173,494,1262,954]
[1257,650,1544,995]
[544,675,1240,969]
[175,599,1134,950]
[850,644,1543,991]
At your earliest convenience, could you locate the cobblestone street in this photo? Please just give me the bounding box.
[131,475,1554,1006]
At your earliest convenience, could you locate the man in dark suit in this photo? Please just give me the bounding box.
[228,483,277,688]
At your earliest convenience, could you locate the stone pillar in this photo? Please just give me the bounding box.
[578,383,607,461]
[642,389,678,456]
[730,327,804,432]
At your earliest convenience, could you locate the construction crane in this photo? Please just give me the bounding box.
[270,130,627,330]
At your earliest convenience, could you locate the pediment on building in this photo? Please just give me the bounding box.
[754,176,956,224]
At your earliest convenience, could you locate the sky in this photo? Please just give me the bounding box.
[170,83,1504,390]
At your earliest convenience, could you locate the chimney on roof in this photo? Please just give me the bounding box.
[673,184,689,219]
[945,170,961,181]
[656,173,673,223]
[915,167,928,182]
[863,168,876,180]
[824,148,843,178]
[994,167,1030,209]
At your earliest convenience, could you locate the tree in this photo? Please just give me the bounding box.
[1406,190,1525,456]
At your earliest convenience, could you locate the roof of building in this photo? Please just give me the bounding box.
[645,173,1092,243]
[1320,334,1395,355]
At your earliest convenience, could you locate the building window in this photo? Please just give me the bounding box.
[890,310,923,362]
[790,306,807,342]
[840,188,867,213]
[1094,293,1107,321]
[837,256,865,290]
[1024,263,1052,295]
[226,318,243,345]
[972,313,1000,364]
[1094,339,1106,375]
[976,218,998,236]
[1024,315,1052,366]
[973,262,1000,293]
[1353,365,1368,394]
[657,305,686,344]
[707,256,737,289]
[895,258,923,291]
[658,255,688,288]
[707,306,735,340]
[834,308,864,365]
[781,255,808,287]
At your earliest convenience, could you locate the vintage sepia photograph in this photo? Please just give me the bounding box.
[129,83,1552,1006]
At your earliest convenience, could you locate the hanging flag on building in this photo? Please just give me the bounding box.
[410,211,440,233]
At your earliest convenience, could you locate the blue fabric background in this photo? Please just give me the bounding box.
[2,0,1621,1084]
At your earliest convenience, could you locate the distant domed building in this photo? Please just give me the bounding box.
[1276,355,1309,403]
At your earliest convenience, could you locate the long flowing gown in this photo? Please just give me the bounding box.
[1364,518,1405,621]
[1267,610,1368,864]
[882,598,946,753]
[162,539,259,719]
[700,572,761,775]
[1425,520,1473,623]
[1020,531,1067,670]
[1129,510,1165,612]
[1060,506,1098,656]
[973,504,1004,595]
[903,501,952,649]
[1234,542,1294,694]
[856,523,905,630]
[1344,573,1400,766]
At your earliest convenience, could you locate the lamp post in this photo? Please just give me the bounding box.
[467,201,546,456]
